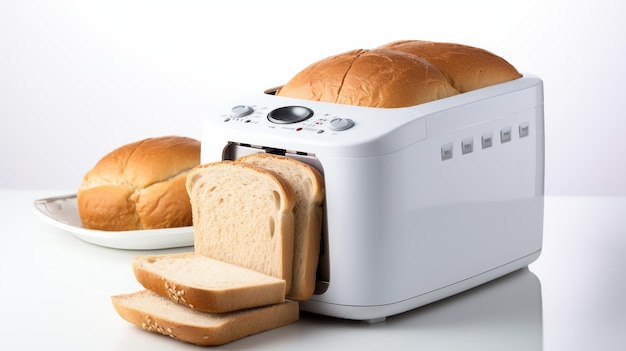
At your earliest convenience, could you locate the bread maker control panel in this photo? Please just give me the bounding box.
[224,105,356,133]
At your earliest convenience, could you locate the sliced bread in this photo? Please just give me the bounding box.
[237,153,325,301]
[111,290,299,346]
[186,161,296,292]
[132,252,287,313]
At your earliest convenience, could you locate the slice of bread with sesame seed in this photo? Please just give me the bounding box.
[111,290,298,346]
[132,252,287,313]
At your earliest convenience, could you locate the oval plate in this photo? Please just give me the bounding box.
[34,194,194,250]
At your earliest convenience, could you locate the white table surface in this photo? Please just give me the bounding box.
[1,190,624,350]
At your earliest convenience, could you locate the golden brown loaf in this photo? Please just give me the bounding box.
[277,48,459,108]
[77,136,200,231]
[376,40,522,93]
[276,40,521,108]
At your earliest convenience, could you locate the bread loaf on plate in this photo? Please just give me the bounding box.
[132,252,286,313]
[111,290,299,346]
[77,136,200,231]
[237,153,325,301]
[186,161,296,293]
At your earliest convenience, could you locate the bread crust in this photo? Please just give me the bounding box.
[339,49,459,107]
[77,136,200,231]
[377,40,522,93]
[277,48,459,108]
[277,40,521,108]
[277,49,367,103]
[111,290,299,346]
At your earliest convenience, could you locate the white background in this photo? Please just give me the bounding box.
[1,0,625,196]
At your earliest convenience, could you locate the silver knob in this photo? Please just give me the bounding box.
[231,105,254,118]
[329,118,355,131]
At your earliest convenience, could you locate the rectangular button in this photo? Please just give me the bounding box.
[519,121,530,138]
[441,142,453,161]
[481,132,493,149]
[461,137,473,155]
[500,127,512,143]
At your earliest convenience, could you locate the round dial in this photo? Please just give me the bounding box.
[329,118,355,131]
[230,105,254,118]
[267,106,314,124]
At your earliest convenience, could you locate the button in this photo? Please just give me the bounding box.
[482,132,493,149]
[461,137,473,155]
[441,142,453,161]
[231,105,254,118]
[519,121,530,138]
[500,127,512,143]
[329,118,355,131]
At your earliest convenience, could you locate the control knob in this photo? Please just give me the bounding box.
[230,105,254,118]
[329,118,355,131]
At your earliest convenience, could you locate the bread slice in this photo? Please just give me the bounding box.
[111,290,299,346]
[186,161,296,293]
[132,252,287,313]
[237,153,325,301]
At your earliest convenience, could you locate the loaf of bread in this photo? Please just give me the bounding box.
[132,252,287,313]
[111,290,299,346]
[237,153,324,301]
[276,40,521,108]
[376,40,522,93]
[277,48,459,108]
[186,161,296,292]
[77,136,200,231]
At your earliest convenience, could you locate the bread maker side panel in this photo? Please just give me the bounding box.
[300,101,544,320]
[300,78,544,321]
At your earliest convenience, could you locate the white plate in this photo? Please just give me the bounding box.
[34,194,194,250]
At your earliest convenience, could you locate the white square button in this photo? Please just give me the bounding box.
[500,127,512,143]
[461,137,473,155]
[519,121,530,138]
[482,132,493,149]
[441,142,453,161]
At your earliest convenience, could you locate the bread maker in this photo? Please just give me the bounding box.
[200,74,544,323]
